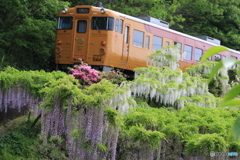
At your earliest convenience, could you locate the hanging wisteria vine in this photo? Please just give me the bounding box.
[39,78,134,160]
[0,66,135,160]
[0,45,233,160]
[122,46,219,109]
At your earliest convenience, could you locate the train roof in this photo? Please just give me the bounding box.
[103,7,240,55]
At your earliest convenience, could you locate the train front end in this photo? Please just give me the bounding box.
[55,5,116,71]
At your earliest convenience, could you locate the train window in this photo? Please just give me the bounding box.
[77,20,87,33]
[166,42,170,46]
[145,36,150,49]
[119,20,123,34]
[184,45,192,60]
[153,36,163,50]
[214,54,221,61]
[174,42,182,51]
[133,30,144,47]
[76,8,89,13]
[115,19,119,32]
[124,26,129,44]
[194,48,203,61]
[57,17,73,30]
[92,17,114,30]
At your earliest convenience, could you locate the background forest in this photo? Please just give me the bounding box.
[1,0,240,160]
[1,0,240,71]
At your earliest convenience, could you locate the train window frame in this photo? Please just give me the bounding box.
[118,20,123,34]
[91,17,114,30]
[174,42,182,51]
[145,36,150,49]
[194,48,203,62]
[57,17,73,30]
[124,26,129,44]
[115,19,119,32]
[184,45,193,60]
[77,20,87,33]
[133,30,144,47]
[76,8,89,13]
[153,36,163,51]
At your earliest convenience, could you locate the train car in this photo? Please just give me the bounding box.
[55,4,240,75]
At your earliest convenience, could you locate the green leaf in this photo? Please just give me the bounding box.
[200,46,228,62]
[233,116,240,139]
[223,85,240,102]
[208,61,223,84]
[234,61,240,65]
[220,99,240,107]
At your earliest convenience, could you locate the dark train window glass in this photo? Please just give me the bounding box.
[58,17,73,29]
[184,45,192,60]
[92,17,114,30]
[77,20,87,33]
[133,30,144,47]
[214,54,221,61]
[119,20,123,34]
[174,42,182,51]
[76,8,89,13]
[195,48,203,61]
[145,36,150,49]
[153,36,162,50]
[115,19,119,32]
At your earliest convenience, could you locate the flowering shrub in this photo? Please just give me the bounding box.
[70,63,102,85]
[100,70,126,84]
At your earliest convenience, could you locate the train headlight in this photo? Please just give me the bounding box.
[101,41,106,45]
[57,40,62,45]
[61,8,68,14]
[100,8,105,14]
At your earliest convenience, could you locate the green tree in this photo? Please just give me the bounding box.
[0,0,69,70]
[170,0,240,50]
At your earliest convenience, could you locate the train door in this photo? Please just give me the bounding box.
[73,19,89,63]
[55,17,73,65]
[121,25,130,64]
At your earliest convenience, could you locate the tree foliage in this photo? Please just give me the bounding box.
[0,116,41,159]
[117,105,240,159]
[0,0,69,70]
[170,0,240,50]
[64,0,185,26]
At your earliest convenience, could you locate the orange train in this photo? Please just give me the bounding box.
[55,4,240,74]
